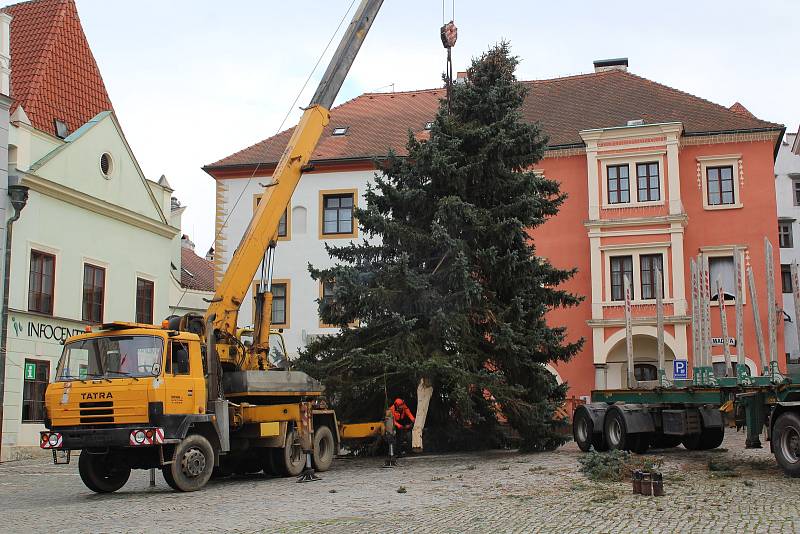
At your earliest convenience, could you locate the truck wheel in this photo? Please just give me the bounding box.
[650,434,682,449]
[277,429,305,477]
[773,412,800,477]
[165,434,214,492]
[260,449,279,476]
[629,433,650,454]
[682,426,724,451]
[312,426,335,472]
[604,409,631,451]
[78,451,131,493]
[573,408,594,452]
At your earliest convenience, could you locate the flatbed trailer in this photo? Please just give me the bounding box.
[573,239,800,476]
[574,380,800,476]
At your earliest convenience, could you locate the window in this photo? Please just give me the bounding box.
[640,254,664,300]
[708,256,735,301]
[610,255,633,301]
[634,363,657,381]
[100,152,113,178]
[779,222,794,248]
[706,166,735,206]
[82,264,105,323]
[636,162,660,202]
[271,283,287,325]
[322,193,355,235]
[170,342,190,375]
[782,265,793,294]
[28,250,55,315]
[332,126,348,136]
[22,359,49,423]
[254,195,288,238]
[136,278,154,324]
[607,164,630,204]
[794,178,800,206]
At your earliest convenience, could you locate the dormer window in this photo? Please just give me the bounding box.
[332,127,348,136]
[424,121,433,130]
[54,119,68,139]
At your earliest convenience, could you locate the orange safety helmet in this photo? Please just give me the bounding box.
[394,398,404,408]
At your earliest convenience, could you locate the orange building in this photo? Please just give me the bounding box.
[206,59,786,400]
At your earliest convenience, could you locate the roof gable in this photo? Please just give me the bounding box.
[2,0,113,136]
[28,111,167,224]
[206,69,782,170]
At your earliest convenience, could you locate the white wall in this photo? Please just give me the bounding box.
[217,168,377,357]
[776,132,800,359]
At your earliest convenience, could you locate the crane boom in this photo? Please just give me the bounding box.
[206,0,383,362]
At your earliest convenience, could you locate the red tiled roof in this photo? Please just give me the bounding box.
[180,247,214,292]
[2,0,113,135]
[729,102,756,119]
[206,69,782,170]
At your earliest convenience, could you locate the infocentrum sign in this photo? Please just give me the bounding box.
[10,314,85,343]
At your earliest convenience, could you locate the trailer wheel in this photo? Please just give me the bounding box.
[650,434,682,449]
[573,408,597,452]
[163,434,214,492]
[277,428,305,477]
[682,426,724,451]
[312,425,335,472]
[78,451,131,493]
[604,409,631,451]
[773,412,800,477]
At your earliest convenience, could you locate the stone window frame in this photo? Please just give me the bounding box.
[697,155,743,210]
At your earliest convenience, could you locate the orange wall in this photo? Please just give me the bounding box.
[530,138,782,399]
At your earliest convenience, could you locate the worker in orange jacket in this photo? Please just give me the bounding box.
[390,398,415,455]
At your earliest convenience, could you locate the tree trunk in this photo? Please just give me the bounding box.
[412,377,433,452]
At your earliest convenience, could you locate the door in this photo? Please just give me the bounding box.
[163,340,199,415]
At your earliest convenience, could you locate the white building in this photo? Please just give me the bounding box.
[776,128,800,368]
[0,0,184,459]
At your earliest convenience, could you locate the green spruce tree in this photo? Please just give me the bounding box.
[297,42,583,451]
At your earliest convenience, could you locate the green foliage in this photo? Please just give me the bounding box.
[297,42,583,452]
[578,450,664,482]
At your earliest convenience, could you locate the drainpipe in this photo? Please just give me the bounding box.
[0,177,29,461]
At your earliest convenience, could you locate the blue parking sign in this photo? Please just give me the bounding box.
[673,359,688,379]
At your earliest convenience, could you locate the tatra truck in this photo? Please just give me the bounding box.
[39,0,389,492]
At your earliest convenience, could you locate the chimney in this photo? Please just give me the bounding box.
[181,234,195,251]
[593,58,628,73]
[455,71,467,84]
[0,12,11,96]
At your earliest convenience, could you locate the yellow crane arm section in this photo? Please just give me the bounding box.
[206,104,330,338]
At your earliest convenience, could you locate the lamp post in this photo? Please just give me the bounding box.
[0,179,28,461]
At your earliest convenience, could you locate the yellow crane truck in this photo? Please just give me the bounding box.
[38,0,388,493]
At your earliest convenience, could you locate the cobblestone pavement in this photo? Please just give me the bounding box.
[1,432,798,533]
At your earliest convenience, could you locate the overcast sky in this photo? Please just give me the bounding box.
[73,0,799,253]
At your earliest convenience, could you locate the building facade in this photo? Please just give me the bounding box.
[0,0,182,460]
[775,129,800,368]
[205,60,785,401]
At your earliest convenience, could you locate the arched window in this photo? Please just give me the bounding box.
[292,206,307,235]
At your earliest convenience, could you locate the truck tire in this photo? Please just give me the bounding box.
[682,425,724,451]
[312,425,335,472]
[78,451,131,493]
[277,428,305,477]
[163,434,214,492]
[772,411,800,477]
[650,434,682,449]
[260,449,279,476]
[573,408,593,452]
[604,409,638,452]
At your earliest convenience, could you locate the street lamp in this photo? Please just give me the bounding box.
[0,178,28,461]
